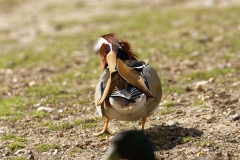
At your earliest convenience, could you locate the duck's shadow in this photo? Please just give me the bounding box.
[145,125,203,150]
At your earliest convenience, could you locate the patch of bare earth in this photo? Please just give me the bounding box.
[0,0,240,160]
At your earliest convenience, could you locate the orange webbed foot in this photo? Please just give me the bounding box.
[93,117,115,136]
[93,128,115,136]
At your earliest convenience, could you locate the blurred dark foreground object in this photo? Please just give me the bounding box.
[104,130,156,160]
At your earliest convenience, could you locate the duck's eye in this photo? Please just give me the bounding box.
[105,44,111,53]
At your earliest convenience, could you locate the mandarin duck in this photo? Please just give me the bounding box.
[104,130,156,160]
[94,33,162,136]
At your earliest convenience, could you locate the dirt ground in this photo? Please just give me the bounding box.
[0,0,240,160]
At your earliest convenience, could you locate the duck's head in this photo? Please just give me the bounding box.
[104,130,156,160]
[98,33,138,72]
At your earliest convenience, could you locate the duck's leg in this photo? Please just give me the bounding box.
[94,117,113,136]
[141,116,147,130]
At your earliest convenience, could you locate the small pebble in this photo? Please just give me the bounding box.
[29,80,36,87]
[232,81,240,86]
[37,106,55,113]
[156,116,161,120]
[228,114,240,121]
[168,120,179,126]
[208,77,214,83]
[12,78,18,83]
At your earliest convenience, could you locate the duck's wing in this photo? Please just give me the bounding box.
[116,59,153,98]
[95,68,110,116]
[141,64,162,102]
[124,60,162,102]
[108,60,157,103]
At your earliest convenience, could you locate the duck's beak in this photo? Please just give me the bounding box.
[106,51,117,74]
[101,58,107,72]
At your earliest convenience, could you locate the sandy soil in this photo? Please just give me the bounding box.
[0,0,240,159]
